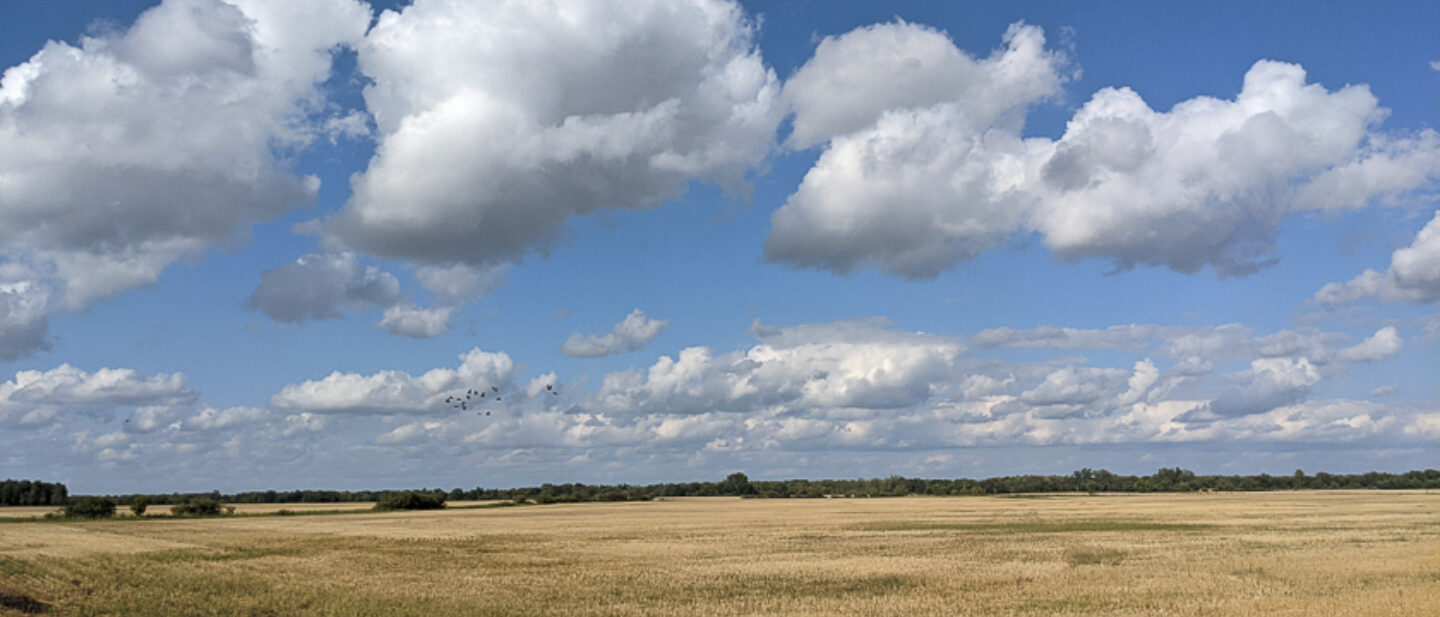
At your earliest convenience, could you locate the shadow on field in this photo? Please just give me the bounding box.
[0,590,50,614]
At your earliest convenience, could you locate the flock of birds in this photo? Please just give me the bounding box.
[119,382,560,427]
[446,383,557,415]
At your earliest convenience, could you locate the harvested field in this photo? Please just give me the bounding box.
[0,491,1435,616]
[0,500,501,519]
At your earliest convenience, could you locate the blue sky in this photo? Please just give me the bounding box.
[1,0,1437,493]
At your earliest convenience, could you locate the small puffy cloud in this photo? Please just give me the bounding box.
[181,406,270,431]
[247,251,402,323]
[960,373,1015,399]
[1369,384,1398,398]
[325,0,781,268]
[414,263,506,302]
[374,420,445,445]
[561,309,670,358]
[379,304,453,339]
[972,324,1163,351]
[1334,326,1402,363]
[768,19,1440,279]
[270,348,518,415]
[281,411,326,436]
[1315,210,1440,305]
[0,0,372,358]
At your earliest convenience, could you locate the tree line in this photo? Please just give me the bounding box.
[0,479,68,506]
[22,467,1433,506]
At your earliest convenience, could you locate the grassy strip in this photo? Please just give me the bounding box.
[0,500,528,525]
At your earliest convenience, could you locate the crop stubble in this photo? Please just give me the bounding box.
[0,491,1435,616]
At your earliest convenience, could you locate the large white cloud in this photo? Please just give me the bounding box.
[766,21,1440,279]
[324,0,781,268]
[1033,63,1438,276]
[561,309,670,358]
[766,22,1068,278]
[1315,210,1440,305]
[0,0,372,358]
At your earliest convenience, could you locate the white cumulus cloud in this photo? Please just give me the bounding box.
[1315,210,1440,305]
[247,251,403,323]
[0,364,196,427]
[1334,326,1403,363]
[766,21,1068,278]
[0,0,373,359]
[379,304,454,339]
[270,348,519,415]
[561,309,670,358]
[324,0,782,271]
[766,21,1440,279]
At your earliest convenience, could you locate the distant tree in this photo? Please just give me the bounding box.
[130,496,151,517]
[374,491,446,511]
[719,472,755,496]
[65,497,116,519]
[171,497,224,517]
[0,479,68,506]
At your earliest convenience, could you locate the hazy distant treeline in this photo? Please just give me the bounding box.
[60,468,1440,506]
[0,479,68,506]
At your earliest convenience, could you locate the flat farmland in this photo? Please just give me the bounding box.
[1,492,1436,616]
[0,501,500,519]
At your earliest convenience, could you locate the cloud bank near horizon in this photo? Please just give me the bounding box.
[5,317,1434,491]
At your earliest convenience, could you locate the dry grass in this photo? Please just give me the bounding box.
[0,500,501,519]
[0,491,1436,616]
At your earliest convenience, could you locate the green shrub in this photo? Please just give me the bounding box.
[171,497,224,517]
[374,491,446,511]
[64,497,116,519]
[130,496,151,517]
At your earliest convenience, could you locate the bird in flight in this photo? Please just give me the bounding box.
[447,382,559,412]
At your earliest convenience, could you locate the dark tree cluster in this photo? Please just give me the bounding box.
[63,497,115,519]
[170,497,227,517]
[0,479,67,506]
[374,490,447,511]
[70,468,1440,507]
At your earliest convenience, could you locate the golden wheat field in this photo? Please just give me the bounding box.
[1,491,1436,616]
[0,501,502,519]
